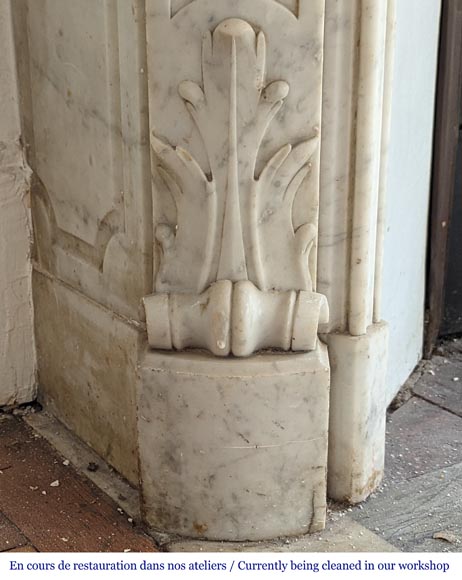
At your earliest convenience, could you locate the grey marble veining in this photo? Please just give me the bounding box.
[139,346,330,541]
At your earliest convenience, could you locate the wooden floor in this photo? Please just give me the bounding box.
[0,415,157,553]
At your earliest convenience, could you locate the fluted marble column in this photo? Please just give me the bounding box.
[320,0,395,503]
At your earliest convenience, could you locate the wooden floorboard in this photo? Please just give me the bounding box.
[0,415,157,553]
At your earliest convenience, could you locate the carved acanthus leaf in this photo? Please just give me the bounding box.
[252,136,319,291]
[148,16,325,356]
[152,136,217,294]
[152,18,318,294]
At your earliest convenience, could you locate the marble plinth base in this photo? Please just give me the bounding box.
[326,322,389,503]
[138,344,330,541]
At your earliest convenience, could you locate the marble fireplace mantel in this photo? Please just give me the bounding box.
[14,0,395,542]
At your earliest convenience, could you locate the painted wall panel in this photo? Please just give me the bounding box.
[382,0,442,401]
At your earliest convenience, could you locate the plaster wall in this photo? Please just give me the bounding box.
[0,0,36,406]
[382,0,442,402]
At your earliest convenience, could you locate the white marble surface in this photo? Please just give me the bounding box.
[318,0,359,333]
[139,345,330,541]
[348,0,388,337]
[27,0,123,246]
[23,0,152,319]
[144,282,328,357]
[2,0,438,542]
[142,15,332,532]
[145,0,326,355]
[317,0,393,503]
[318,0,389,337]
[326,322,389,503]
[148,2,323,294]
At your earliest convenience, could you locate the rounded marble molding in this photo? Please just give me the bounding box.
[143,281,329,358]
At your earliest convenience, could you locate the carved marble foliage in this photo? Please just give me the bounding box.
[153,19,318,294]
[146,0,326,356]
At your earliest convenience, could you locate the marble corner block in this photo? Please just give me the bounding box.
[139,346,330,541]
[326,322,389,503]
[139,0,330,540]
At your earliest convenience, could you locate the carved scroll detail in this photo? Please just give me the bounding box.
[147,18,326,357]
[144,281,328,357]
